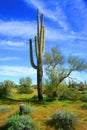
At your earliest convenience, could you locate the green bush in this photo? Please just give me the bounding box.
[44,83,81,100]
[0,86,11,98]
[18,77,33,94]
[23,106,32,115]
[80,94,87,102]
[57,84,81,101]
[18,85,33,94]
[5,114,37,130]
[0,106,11,112]
[0,80,15,98]
[44,82,58,98]
[19,105,32,115]
[49,110,78,130]
[30,95,38,102]
[58,128,64,130]
[81,103,87,109]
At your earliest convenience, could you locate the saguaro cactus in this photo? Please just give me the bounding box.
[29,9,45,101]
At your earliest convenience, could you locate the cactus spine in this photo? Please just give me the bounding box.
[29,9,45,101]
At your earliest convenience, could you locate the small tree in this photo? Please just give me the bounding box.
[0,80,15,98]
[19,77,32,87]
[43,46,87,90]
[19,77,32,94]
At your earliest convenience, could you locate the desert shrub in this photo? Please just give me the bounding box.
[57,84,81,101]
[58,128,64,130]
[68,80,77,89]
[49,110,78,130]
[18,85,33,94]
[30,95,38,102]
[44,82,58,98]
[19,105,32,115]
[18,77,33,94]
[5,114,37,130]
[44,83,81,100]
[0,106,11,112]
[23,106,32,115]
[77,82,85,91]
[80,94,87,102]
[0,80,15,98]
[0,85,11,98]
[81,103,87,109]
[82,90,87,94]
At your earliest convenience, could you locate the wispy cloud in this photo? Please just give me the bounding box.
[0,20,36,38]
[0,20,87,43]
[0,39,28,50]
[0,65,36,76]
[25,0,87,33]
[24,0,69,30]
[46,27,87,42]
[24,0,87,37]
[0,57,20,61]
[0,40,25,47]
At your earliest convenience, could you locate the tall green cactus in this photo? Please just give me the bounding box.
[29,9,45,101]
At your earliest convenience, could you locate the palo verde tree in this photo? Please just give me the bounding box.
[29,9,45,101]
[43,46,87,88]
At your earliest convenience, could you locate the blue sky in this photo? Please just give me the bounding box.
[0,0,87,84]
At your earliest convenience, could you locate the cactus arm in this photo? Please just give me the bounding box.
[29,39,37,69]
[40,14,45,56]
[37,9,40,40]
[35,35,39,59]
[42,25,45,55]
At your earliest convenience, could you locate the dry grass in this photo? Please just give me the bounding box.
[31,100,87,130]
[0,88,87,130]
[0,105,18,127]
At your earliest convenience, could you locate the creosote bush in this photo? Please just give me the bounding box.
[81,103,87,109]
[80,94,87,102]
[49,110,78,130]
[5,114,37,130]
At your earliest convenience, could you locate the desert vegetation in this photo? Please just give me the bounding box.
[0,45,87,129]
[0,79,87,130]
[0,9,87,130]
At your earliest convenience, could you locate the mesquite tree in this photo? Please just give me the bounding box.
[29,9,45,101]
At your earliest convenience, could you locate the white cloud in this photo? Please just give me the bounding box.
[0,20,87,44]
[24,0,69,30]
[0,39,28,50]
[0,0,85,43]
[0,57,20,61]
[46,27,87,42]
[25,0,45,9]
[0,20,36,38]
[0,65,36,76]
[0,40,25,47]
[0,20,68,41]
